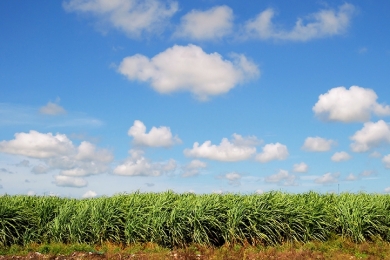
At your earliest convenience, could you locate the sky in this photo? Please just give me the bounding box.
[1,0,390,198]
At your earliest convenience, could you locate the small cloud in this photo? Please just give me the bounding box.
[385,187,390,193]
[255,189,264,194]
[360,170,376,177]
[32,164,50,174]
[265,169,297,186]
[256,143,289,163]
[331,151,352,162]
[53,175,88,188]
[345,173,358,181]
[315,172,340,184]
[16,160,30,167]
[370,151,382,158]
[27,190,35,196]
[212,189,223,194]
[358,47,368,54]
[82,190,97,198]
[128,120,181,148]
[182,159,207,177]
[292,162,308,173]
[219,172,242,185]
[302,137,336,152]
[39,100,66,116]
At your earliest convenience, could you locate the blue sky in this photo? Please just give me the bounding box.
[1,0,390,198]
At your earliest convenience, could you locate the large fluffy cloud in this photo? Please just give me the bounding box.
[63,0,178,38]
[113,149,176,176]
[0,131,74,158]
[118,44,259,100]
[256,143,289,163]
[174,6,233,40]
[128,120,181,147]
[183,133,261,162]
[0,131,113,177]
[313,86,390,123]
[244,4,355,41]
[302,137,336,152]
[350,120,390,152]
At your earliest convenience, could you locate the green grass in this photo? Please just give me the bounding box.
[1,191,390,249]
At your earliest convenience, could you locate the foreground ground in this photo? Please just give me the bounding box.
[2,237,390,259]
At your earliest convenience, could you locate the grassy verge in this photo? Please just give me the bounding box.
[1,237,390,259]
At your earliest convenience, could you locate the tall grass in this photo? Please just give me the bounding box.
[1,191,390,248]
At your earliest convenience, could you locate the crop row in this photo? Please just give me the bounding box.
[1,191,390,247]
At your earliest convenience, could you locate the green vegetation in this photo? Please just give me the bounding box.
[1,191,390,250]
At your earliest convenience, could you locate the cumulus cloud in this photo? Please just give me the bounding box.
[265,169,296,186]
[331,151,352,162]
[39,102,66,115]
[184,133,260,162]
[53,175,88,187]
[370,151,382,158]
[382,155,390,169]
[182,160,207,177]
[350,120,390,152]
[256,143,289,163]
[385,187,390,193]
[315,172,340,184]
[128,120,181,147]
[302,137,336,152]
[0,130,74,158]
[313,86,390,123]
[113,149,176,176]
[0,130,113,177]
[174,6,233,40]
[118,44,259,100]
[63,0,178,38]
[82,190,97,198]
[244,3,355,41]
[292,162,308,173]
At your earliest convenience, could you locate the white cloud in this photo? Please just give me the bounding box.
[382,154,390,169]
[128,120,181,147]
[255,189,264,194]
[219,172,242,185]
[315,172,340,184]
[182,159,207,177]
[0,130,113,177]
[292,162,308,173]
[0,131,74,158]
[256,143,289,163]
[82,190,97,198]
[350,120,390,152]
[313,86,390,123]
[113,149,176,176]
[331,151,352,162]
[39,102,66,115]
[345,173,358,181]
[385,187,390,193]
[302,137,336,152]
[53,175,88,188]
[265,170,297,186]
[63,0,178,38]
[27,190,35,196]
[118,44,259,100]
[244,3,355,41]
[174,6,233,40]
[184,134,259,162]
[360,170,376,177]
